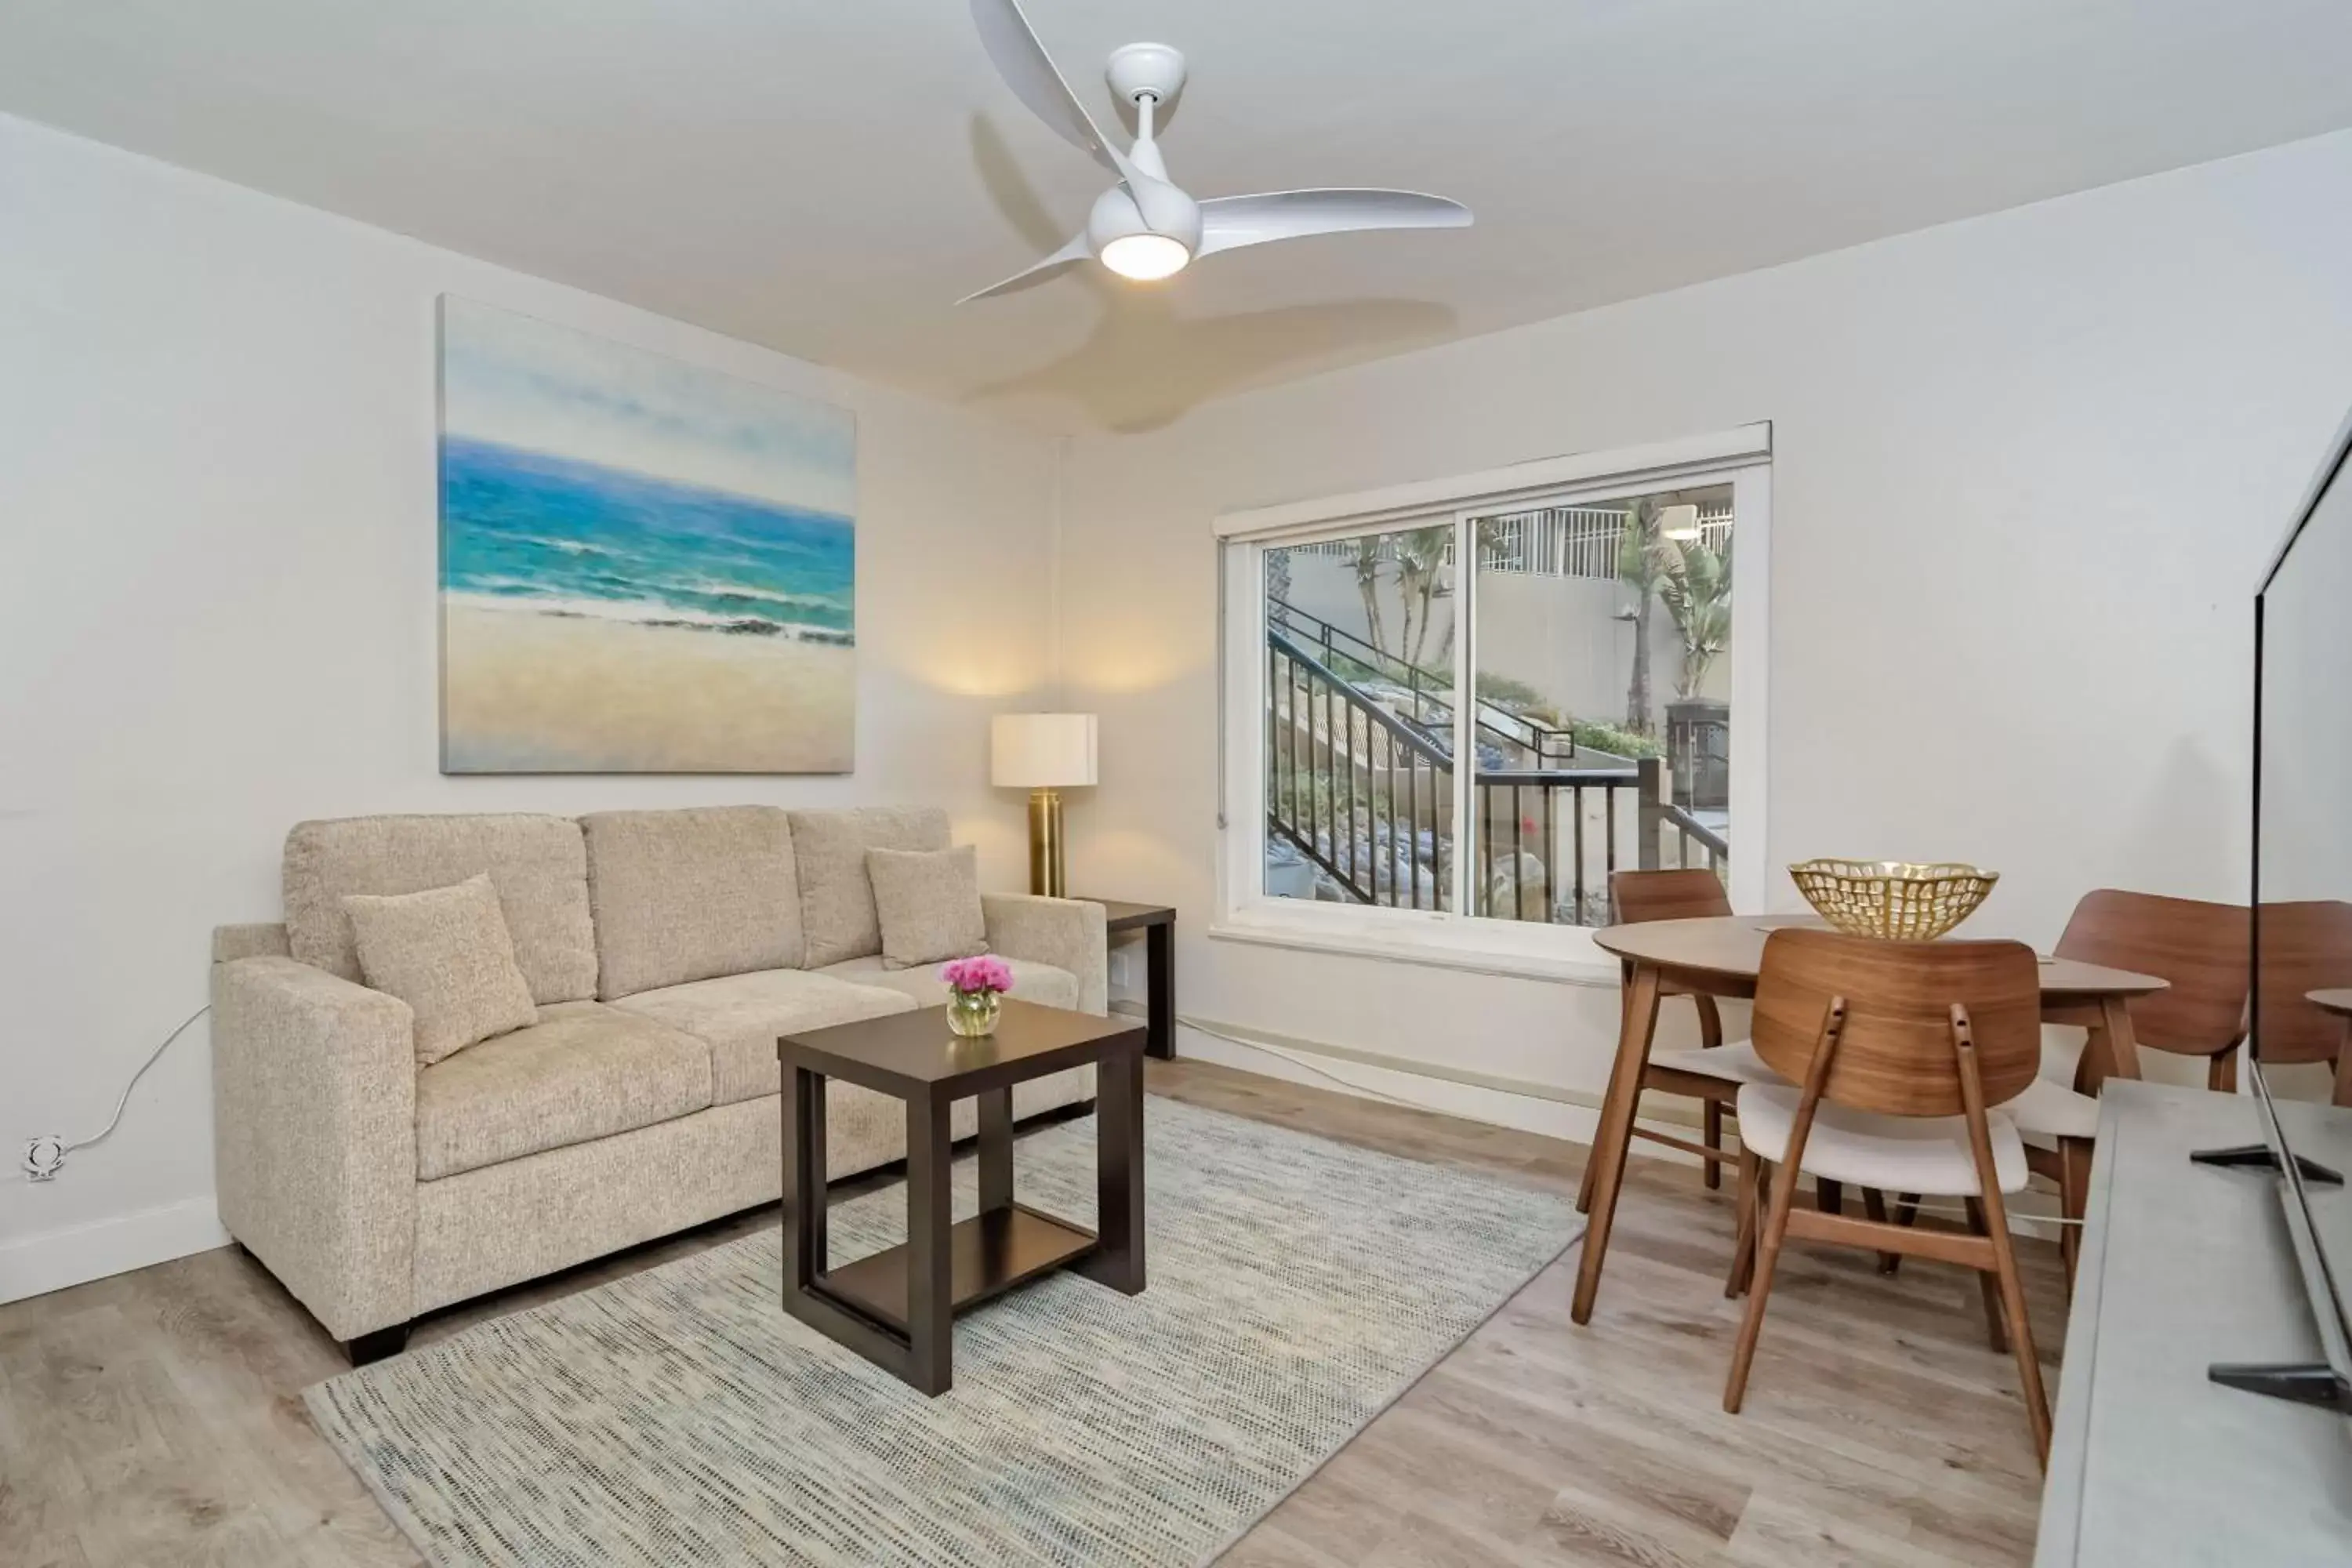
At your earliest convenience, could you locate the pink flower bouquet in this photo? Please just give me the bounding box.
[940,955,1014,996]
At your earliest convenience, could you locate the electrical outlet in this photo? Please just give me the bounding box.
[1108,949,1134,990]
[22,1135,67,1181]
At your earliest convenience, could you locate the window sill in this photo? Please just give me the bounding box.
[1207,913,1621,986]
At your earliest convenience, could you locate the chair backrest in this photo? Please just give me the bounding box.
[1610,867,1732,926]
[2254,900,2352,1065]
[2053,889,2249,1056]
[1752,928,2044,1117]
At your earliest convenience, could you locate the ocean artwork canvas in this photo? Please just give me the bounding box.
[437,296,856,773]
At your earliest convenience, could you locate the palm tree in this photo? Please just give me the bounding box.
[1348,537,1388,658]
[1392,524,1454,672]
[1615,496,1682,732]
[1660,537,1733,697]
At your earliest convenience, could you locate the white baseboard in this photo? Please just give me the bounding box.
[0,1196,229,1306]
[1173,1022,1610,1149]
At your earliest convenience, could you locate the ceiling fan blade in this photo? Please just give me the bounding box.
[957,232,1091,303]
[1197,190,1473,258]
[968,0,1122,176]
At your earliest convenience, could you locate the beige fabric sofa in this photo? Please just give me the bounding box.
[209,805,1105,1360]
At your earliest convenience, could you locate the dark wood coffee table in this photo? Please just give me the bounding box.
[775,997,1147,1395]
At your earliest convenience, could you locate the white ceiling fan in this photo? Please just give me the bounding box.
[960,0,1472,303]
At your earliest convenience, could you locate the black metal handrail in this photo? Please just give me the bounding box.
[1661,800,1730,862]
[1267,628,1449,909]
[1265,630,1727,924]
[1269,597,1577,768]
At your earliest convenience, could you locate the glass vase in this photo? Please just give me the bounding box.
[946,988,1003,1037]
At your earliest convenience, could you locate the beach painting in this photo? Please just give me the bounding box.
[438,296,855,773]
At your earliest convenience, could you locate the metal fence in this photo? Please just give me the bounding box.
[1283,506,1733,583]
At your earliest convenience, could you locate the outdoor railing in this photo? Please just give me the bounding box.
[1476,505,1735,579]
[1266,629,1727,925]
[1289,506,1733,583]
[1269,597,1577,768]
[1266,627,1451,911]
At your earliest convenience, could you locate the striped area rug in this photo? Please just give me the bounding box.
[307,1096,1580,1566]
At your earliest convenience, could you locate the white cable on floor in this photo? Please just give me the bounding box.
[18,1003,208,1181]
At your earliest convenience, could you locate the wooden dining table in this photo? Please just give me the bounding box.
[2308,988,2352,1105]
[1571,914,2169,1324]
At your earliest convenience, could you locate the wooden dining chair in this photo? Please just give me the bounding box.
[1994,889,2251,1281]
[1722,927,2051,1465]
[2252,900,2352,1103]
[2054,889,2250,1090]
[1577,869,1782,1212]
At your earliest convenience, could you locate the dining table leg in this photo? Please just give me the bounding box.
[1573,961,1662,1325]
[2093,997,2143,1084]
[2071,999,2145,1095]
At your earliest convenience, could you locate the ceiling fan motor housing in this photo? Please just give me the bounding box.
[1106,42,1186,106]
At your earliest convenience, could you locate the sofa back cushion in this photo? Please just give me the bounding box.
[579,806,804,999]
[284,814,599,1004]
[788,807,951,968]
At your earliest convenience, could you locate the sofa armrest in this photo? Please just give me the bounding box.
[983,895,1109,1017]
[211,956,417,1340]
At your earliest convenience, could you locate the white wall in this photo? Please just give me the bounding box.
[0,114,1063,1301]
[13,109,2352,1305]
[1058,130,2352,1134]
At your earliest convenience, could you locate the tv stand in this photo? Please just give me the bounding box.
[2207,1360,2352,1414]
[2037,1081,2352,1566]
[2189,1142,2346,1185]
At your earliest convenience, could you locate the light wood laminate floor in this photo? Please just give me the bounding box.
[0,1058,2064,1566]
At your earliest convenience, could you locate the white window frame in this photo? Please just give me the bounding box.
[1213,424,1771,982]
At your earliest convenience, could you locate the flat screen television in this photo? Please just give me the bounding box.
[2215,405,2352,1414]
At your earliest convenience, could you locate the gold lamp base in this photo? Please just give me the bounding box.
[1028,788,1066,897]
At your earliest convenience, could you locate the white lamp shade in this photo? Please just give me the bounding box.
[992,713,1098,788]
[1659,503,1703,542]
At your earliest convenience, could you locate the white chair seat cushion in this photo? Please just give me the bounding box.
[1735,1082,2030,1196]
[1647,1039,1782,1086]
[2002,1073,2101,1147]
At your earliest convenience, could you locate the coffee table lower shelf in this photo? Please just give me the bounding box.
[817,1203,1097,1330]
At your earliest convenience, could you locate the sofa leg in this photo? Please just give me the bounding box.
[344,1324,410,1366]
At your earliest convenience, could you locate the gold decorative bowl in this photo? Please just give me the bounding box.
[1788,859,1998,941]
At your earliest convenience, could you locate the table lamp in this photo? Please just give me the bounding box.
[992,713,1097,897]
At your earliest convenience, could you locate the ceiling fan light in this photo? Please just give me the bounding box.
[1099,232,1191,281]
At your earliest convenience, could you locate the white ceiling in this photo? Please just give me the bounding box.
[6,1,2352,432]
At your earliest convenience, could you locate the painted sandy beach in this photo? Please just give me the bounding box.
[437,297,857,773]
[441,597,851,772]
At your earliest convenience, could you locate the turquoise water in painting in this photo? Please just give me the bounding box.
[440,436,855,644]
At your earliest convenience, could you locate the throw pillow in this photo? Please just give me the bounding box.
[867,845,989,971]
[343,873,539,1066]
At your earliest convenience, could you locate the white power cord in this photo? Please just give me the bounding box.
[19,1003,208,1181]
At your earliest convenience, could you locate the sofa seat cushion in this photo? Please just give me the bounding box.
[818,953,1081,1013]
[414,1000,713,1181]
[611,968,916,1105]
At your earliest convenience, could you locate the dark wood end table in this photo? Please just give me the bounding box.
[1084,899,1176,1060]
[775,998,1148,1396]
